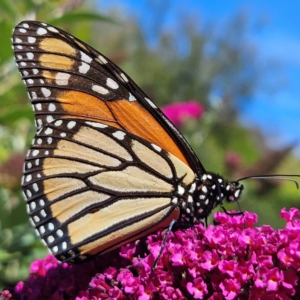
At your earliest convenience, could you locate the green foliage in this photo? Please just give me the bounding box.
[0,0,299,290]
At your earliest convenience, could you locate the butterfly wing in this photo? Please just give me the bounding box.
[22,118,196,262]
[12,21,205,173]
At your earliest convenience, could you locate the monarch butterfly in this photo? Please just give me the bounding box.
[12,21,243,263]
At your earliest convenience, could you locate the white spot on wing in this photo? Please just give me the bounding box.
[79,62,90,74]
[48,103,56,111]
[80,51,92,63]
[25,174,32,182]
[106,78,119,89]
[145,97,157,108]
[32,149,39,156]
[97,55,108,64]
[92,85,109,95]
[85,121,108,128]
[45,127,53,135]
[67,121,76,129]
[47,26,58,33]
[172,197,178,205]
[37,27,47,35]
[46,115,54,123]
[33,215,40,223]
[32,183,39,192]
[31,92,37,99]
[26,52,34,59]
[48,223,54,231]
[28,37,36,43]
[151,144,161,152]
[41,88,51,97]
[47,235,55,244]
[39,226,45,234]
[30,202,36,210]
[177,185,185,195]
[112,131,126,140]
[55,72,70,85]
[120,73,129,82]
[54,120,63,126]
[56,229,63,237]
[129,93,136,101]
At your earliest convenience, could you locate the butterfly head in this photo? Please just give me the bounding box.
[191,172,244,221]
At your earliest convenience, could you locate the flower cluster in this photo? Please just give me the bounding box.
[2,208,300,299]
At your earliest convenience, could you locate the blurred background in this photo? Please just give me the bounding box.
[0,0,300,289]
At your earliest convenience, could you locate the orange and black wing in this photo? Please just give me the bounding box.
[12,21,205,173]
[12,21,202,262]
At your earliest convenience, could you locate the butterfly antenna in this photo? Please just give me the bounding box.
[237,174,300,189]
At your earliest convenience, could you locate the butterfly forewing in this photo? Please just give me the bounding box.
[22,118,196,262]
[12,21,205,170]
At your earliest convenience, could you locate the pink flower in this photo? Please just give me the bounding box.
[280,207,300,222]
[200,250,219,271]
[0,290,12,300]
[218,260,238,277]
[219,278,241,300]
[161,100,204,127]
[3,208,300,299]
[187,277,208,299]
[265,268,283,292]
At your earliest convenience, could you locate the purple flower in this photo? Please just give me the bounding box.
[200,249,219,271]
[161,100,204,127]
[219,278,241,300]
[2,207,300,299]
[186,277,208,299]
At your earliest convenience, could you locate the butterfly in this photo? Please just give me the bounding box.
[12,21,243,263]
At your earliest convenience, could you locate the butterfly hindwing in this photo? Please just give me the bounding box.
[12,21,204,171]
[22,118,196,262]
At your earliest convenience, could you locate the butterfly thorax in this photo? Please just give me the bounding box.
[179,172,244,224]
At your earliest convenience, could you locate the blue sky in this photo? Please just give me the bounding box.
[99,1,300,155]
